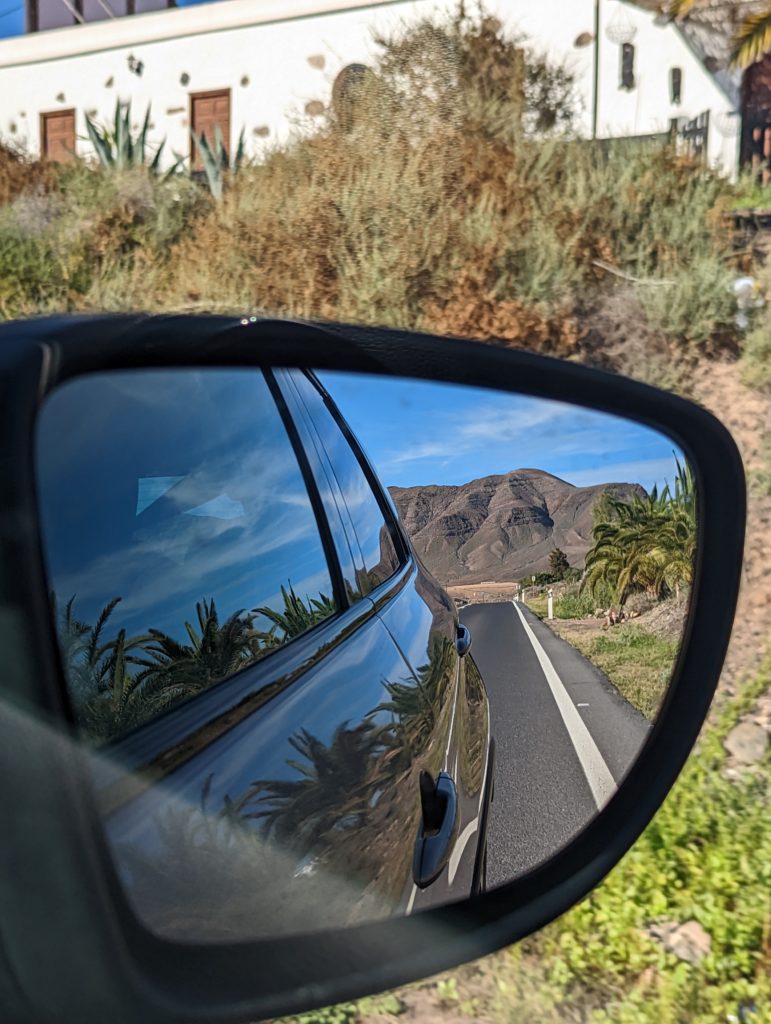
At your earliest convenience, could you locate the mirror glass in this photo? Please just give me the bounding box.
[35,367,695,941]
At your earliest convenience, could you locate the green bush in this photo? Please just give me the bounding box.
[740,315,771,390]
[0,225,90,316]
[641,253,737,346]
[729,173,771,210]
[554,590,596,619]
[530,661,771,1023]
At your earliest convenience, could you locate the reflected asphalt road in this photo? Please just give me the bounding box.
[460,602,651,887]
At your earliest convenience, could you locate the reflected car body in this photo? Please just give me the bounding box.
[36,366,493,941]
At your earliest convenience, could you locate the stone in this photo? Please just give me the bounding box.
[647,920,711,965]
[724,721,768,765]
[667,921,712,965]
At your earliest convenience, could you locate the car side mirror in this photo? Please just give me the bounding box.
[0,314,744,1024]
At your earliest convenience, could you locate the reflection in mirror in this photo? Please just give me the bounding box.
[35,367,695,942]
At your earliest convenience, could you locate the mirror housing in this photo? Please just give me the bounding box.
[0,314,744,1024]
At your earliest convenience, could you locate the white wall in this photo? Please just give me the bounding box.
[0,0,740,174]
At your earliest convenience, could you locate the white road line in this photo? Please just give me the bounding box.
[511,603,616,811]
[447,816,479,885]
[405,884,418,915]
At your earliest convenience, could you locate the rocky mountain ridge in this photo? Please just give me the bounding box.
[389,468,644,584]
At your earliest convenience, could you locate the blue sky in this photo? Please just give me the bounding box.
[0,1,24,34]
[0,0,214,38]
[320,372,685,494]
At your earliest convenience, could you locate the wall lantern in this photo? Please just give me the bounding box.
[716,110,740,138]
[605,7,637,46]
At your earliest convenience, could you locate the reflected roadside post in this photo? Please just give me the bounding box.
[547,589,554,620]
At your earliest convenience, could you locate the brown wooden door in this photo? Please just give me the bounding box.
[190,89,231,169]
[40,109,76,163]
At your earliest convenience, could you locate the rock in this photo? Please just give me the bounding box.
[668,921,712,965]
[647,920,711,965]
[724,722,769,765]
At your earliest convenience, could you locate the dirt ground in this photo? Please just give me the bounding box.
[445,582,520,602]
[690,359,771,699]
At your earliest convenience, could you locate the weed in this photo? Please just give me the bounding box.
[575,625,677,718]
[740,316,771,391]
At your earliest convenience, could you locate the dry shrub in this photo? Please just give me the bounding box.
[0,141,56,207]
[577,287,693,389]
[160,13,582,324]
[421,260,582,357]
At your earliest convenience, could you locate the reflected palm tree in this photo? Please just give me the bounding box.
[53,595,158,739]
[136,598,258,698]
[250,584,335,652]
[236,720,391,852]
[54,584,338,742]
[372,634,455,754]
[52,593,99,708]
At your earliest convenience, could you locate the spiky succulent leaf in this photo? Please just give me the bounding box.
[192,129,224,200]
[234,127,246,170]
[84,114,115,167]
[139,104,152,165]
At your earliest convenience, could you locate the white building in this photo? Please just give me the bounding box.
[0,0,748,175]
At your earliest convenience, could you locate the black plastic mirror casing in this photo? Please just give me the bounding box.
[0,314,745,1024]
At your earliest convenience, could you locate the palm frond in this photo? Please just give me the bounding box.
[731,10,771,68]
[667,0,702,19]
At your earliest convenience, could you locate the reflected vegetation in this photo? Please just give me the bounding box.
[582,459,695,608]
[36,365,697,943]
[55,584,336,742]
[103,629,477,940]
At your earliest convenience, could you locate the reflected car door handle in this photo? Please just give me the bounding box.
[412,771,458,889]
[455,623,472,657]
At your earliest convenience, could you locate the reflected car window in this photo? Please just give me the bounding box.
[35,369,336,743]
[290,372,402,593]
[275,370,366,607]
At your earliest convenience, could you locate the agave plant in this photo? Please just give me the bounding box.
[190,125,246,200]
[85,100,184,177]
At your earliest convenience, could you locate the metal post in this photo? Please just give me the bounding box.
[592,0,600,140]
